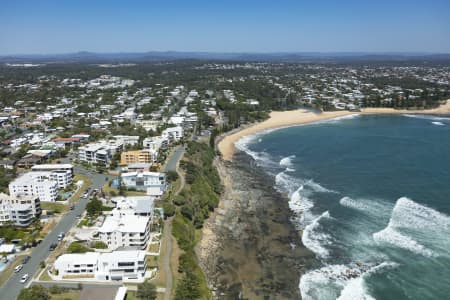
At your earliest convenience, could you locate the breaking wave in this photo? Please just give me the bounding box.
[302,211,332,259]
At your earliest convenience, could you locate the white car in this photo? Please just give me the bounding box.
[20,273,29,283]
[14,265,23,273]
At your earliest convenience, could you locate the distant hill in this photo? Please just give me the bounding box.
[1,51,450,63]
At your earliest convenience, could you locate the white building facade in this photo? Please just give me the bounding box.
[54,250,147,282]
[9,172,58,202]
[0,193,41,226]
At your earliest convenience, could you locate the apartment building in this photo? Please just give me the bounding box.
[97,212,151,250]
[78,141,122,166]
[120,149,156,165]
[54,250,147,282]
[9,172,58,202]
[142,136,169,152]
[0,193,41,226]
[161,126,184,142]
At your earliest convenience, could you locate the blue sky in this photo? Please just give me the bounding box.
[1,0,449,54]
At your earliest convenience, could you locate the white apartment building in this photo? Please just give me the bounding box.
[112,135,140,147]
[162,126,184,142]
[97,212,151,250]
[0,193,41,227]
[121,172,166,193]
[142,136,169,152]
[78,141,122,166]
[9,172,58,202]
[31,165,74,188]
[54,250,147,282]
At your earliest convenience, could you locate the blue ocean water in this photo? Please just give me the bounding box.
[236,114,450,300]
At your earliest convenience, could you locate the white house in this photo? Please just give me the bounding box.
[97,213,151,250]
[0,193,41,226]
[53,250,147,282]
[9,172,58,202]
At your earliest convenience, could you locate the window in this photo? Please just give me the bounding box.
[118,262,134,267]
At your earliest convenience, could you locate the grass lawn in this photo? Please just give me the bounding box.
[39,267,52,281]
[70,174,93,204]
[0,255,25,287]
[41,202,68,214]
[51,290,80,300]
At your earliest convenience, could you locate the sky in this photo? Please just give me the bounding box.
[1,0,449,55]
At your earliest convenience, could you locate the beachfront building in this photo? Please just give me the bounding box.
[120,149,156,165]
[97,213,152,250]
[31,164,74,188]
[111,196,155,217]
[53,250,147,282]
[161,126,183,142]
[0,193,41,226]
[9,172,58,202]
[120,172,166,196]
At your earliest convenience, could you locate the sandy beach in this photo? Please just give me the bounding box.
[219,100,450,161]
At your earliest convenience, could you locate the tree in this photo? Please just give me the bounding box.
[86,198,103,216]
[162,203,175,218]
[18,285,51,300]
[166,170,179,183]
[91,241,108,249]
[174,273,201,300]
[136,280,157,300]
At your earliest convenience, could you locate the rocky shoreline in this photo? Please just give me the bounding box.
[197,151,317,299]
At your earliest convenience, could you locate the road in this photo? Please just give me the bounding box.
[0,167,111,300]
[164,145,185,172]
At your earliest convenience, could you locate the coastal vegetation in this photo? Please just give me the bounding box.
[164,141,221,299]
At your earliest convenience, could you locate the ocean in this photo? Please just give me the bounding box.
[235,114,450,300]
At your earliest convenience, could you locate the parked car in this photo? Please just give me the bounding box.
[49,243,57,251]
[57,232,65,241]
[76,214,81,219]
[20,274,29,283]
[21,256,31,264]
[14,265,23,273]
[70,205,75,210]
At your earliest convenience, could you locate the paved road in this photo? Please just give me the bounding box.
[0,167,110,300]
[164,145,185,172]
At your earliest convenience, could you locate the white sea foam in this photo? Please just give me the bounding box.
[432,121,445,126]
[403,114,450,122]
[304,179,337,194]
[372,197,450,257]
[300,262,398,300]
[314,114,361,125]
[339,196,391,216]
[389,197,450,229]
[373,226,435,257]
[279,155,296,168]
[302,211,332,259]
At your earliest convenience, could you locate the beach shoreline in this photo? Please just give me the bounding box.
[218,100,450,161]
